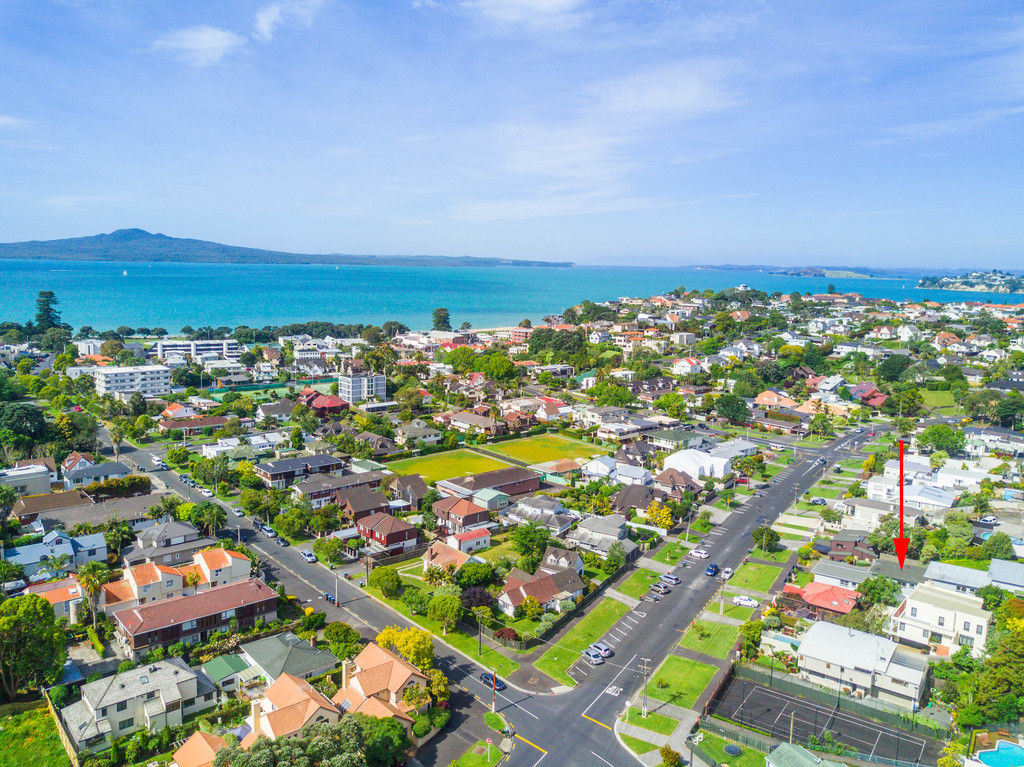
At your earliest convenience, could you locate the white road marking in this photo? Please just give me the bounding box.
[591,751,616,767]
[582,653,637,718]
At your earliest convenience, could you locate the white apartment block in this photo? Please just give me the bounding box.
[155,338,242,360]
[338,372,386,403]
[93,365,172,397]
[890,583,991,658]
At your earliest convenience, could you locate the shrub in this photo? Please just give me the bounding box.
[367,565,401,597]
[428,706,450,729]
[301,611,327,631]
[495,627,520,641]
[87,626,105,655]
[412,716,431,738]
[660,745,681,767]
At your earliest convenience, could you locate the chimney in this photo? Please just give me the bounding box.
[341,658,350,689]
[249,699,262,735]
[310,634,317,649]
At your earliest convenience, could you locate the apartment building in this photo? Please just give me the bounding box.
[890,583,991,658]
[337,371,386,403]
[155,339,242,360]
[93,365,171,396]
[60,659,217,752]
[0,463,52,496]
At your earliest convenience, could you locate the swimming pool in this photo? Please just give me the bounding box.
[980,532,1024,545]
[978,740,1024,767]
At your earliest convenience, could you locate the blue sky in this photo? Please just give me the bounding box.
[0,1,1022,267]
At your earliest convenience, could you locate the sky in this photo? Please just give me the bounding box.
[0,1,1022,267]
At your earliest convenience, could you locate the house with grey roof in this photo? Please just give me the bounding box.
[4,529,107,579]
[567,515,639,560]
[63,461,132,489]
[924,560,991,594]
[122,519,217,567]
[60,658,216,753]
[240,632,339,682]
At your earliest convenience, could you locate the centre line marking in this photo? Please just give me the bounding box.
[515,734,546,753]
[582,714,612,731]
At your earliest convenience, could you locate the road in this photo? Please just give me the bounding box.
[99,425,881,767]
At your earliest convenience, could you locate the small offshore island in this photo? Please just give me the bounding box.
[918,269,1024,293]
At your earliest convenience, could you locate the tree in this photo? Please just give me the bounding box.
[660,745,681,767]
[0,594,66,700]
[752,526,780,551]
[367,565,401,597]
[737,619,763,660]
[456,561,494,588]
[77,561,110,629]
[104,520,135,560]
[312,536,347,566]
[929,450,949,469]
[460,586,494,610]
[355,713,412,767]
[375,625,434,669]
[192,502,226,537]
[427,594,463,634]
[917,424,966,453]
[857,575,901,607]
[984,532,1016,561]
[323,621,362,659]
[520,595,543,620]
[290,426,303,451]
[605,541,626,572]
[510,521,552,560]
[431,307,452,332]
[645,500,673,529]
[0,485,17,523]
[402,588,431,615]
[715,393,749,424]
[34,291,61,332]
[108,423,124,460]
[428,668,450,703]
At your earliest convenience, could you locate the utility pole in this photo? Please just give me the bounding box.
[640,658,652,717]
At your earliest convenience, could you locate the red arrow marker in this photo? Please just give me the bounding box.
[893,438,909,569]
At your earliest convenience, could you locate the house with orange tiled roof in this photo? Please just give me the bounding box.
[170,731,227,767]
[26,577,85,622]
[332,643,429,734]
[241,673,341,748]
[101,547,251,614]
[754,388,798,411]
[421,540,471,574]
[161,402,199,419]
[931,331,960,350]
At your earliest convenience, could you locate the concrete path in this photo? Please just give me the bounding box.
[637,556,674,575]
[604,587,642,608]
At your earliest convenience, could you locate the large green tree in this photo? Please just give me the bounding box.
[431,307,452,331]
[0,594,67,700]
[917,424,966,453]
[715,393,749,424]
[34,290,61,332]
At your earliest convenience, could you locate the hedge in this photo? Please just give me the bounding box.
[87,626,105,655]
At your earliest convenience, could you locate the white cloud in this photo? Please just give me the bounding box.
[461,0,586,30]
[0,115,29,129]
[152,26,246,67]
[254,0,325,41]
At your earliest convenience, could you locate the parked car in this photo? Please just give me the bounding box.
[735,476,748,485]
[720,567,734,580]
[833,465,843,473]
[651,583,670,595]
[705,563,720,577]
[262,525,278,538]
[581,649,604,665]
[230,507,244,517]
[480,672,507,691]
[275,537,290,547]
[590,642,613,658]
[811,498,827,506]
[733,595,759,608]
[300,550,317,563]
[691,548,710,559]
[660,574,680,585]
[817,457,827,465]
[980,515,999,524]
[199,488,214,497]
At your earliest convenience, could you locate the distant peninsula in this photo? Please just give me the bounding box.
[0,229,575,268]
[918,270,1024,293]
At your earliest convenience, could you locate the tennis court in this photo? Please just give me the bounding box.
[708,679,941,765]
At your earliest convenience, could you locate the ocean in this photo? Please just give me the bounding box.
[1,259,1020,332]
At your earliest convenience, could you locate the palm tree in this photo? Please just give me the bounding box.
[423,566,445,587]
[78,561,111,629]
[0,485,17,524]
[199,504,227,537]
[109,424,124,460]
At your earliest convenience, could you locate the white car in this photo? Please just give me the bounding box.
[300,550,317,564]
[691,548,710,559]
[732,595,759,608]
[720,567,734,580]
[199,488,214,498]
[980,515,999,524]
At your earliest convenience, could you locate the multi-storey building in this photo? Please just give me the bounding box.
[155,339,241,360]
[337,371,386,403]
[93,365,171,396]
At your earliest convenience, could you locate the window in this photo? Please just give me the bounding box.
[958,635,974,648]
[963,621,970,631]
[977,624,984,635]
[116,701,127,712]
[221,609,235,620]
[182,620,197,631]
[184,697,195,708]
[938,616,945,627]
[118,719,134,731]
[899,622,906,631]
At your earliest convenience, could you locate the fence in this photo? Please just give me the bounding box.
[730,663,952,741]
[364,542,432,572]
[696,718,928,767]
[43,690,81,767]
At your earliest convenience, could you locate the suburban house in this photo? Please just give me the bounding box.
[890,583,991,658]
[446,528,491,553]
[389,474,429,508]
[113,578,278,660]
[794,621,928,710]
[567,515,639,560]
[60,659,217,753]
[122,519,218,567]
[498,566,585,617]
[253,454,348,490]
[504,496,573,536]
[241,673,341,748]
[421,540,472,574]
[663,448,732,479]
[332,643,430,733]
[539,546,584,576]
[200,654,255,696]
[63,461,132,489]
[653,468,702,499]
[448,411,506,436]
[395,422,442,448]
[828,530,877,563]
[101,548,252,614]
[240,632,340,682]
[437,467,540,499]
[766,743,845,767]
[157,416,230,437]
[14,457,58,484]
[170,731,228,767]
[336,486,391,524]
[432,497,490,534]
[61,451,96,475]
[3,528,107,579]
[26,577,85,622]
[778,582,860,619]
[356,512,419,554]
[923,560,991,594]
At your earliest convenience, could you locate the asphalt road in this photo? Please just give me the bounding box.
[99,425,882,767]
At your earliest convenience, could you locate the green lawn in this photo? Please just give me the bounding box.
[679,621,739,659]
[622,706,678,736]
[617,569,662,599]
[451,741,503,767]
[708,594,755,621]
[697,731,765,767]
[730,562,782,593]
[780,532,807,541]
[475,537,517,565]
[486,433,600,464]
[387,449,512,483]
[484,712,506,733]
[0,707,70,767]
[792,570,813,587]
[645,656,718,709]
[840,458,865,470]
[810,484,844,499]
[365,585,519,677]
[584,565,609,584]
[922,389,955,411]
[534,597,630,687]
[652,541,688,565]
[621,734,659,755]
[750,546,792,563]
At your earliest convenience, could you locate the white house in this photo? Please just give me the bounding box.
[663,448,731,479]
[890,583,991,658]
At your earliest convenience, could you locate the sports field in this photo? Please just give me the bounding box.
[487,433,601,464]
[387,450,512,483]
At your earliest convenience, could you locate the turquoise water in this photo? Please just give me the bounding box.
[978,740,1024,767]
[1,259,1021,331]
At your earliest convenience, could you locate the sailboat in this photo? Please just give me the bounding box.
[122,269,128,276]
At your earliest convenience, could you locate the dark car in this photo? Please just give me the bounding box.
[480,673,506,691]
[705,563,720,577]
[275,537,290,547]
